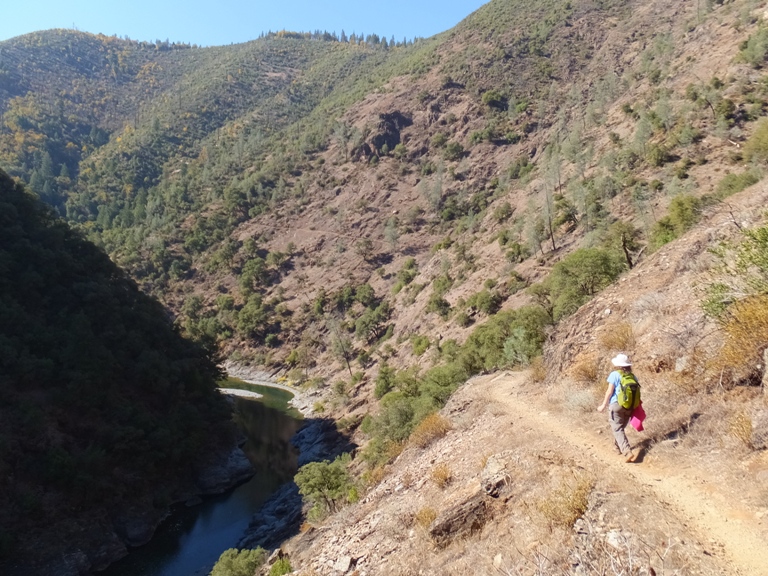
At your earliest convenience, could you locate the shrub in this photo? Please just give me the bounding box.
[427,294,451,318]
[648,216,678,250]
[545,248,625,320]
[571,355,600,385]
[211,548,267,576]
[649,194,702,250]
[503,327,541,366]
[508,156,534,180]
[431,132,448,148]
[715,170,760,198]
[537,476,593,529]
[414,507,437,529]
[460,306,551,373]
[743,118,768,163]
[410,413,452,448]
[646,144,670,167]
[269,558,292,576]
[711,294,768,387]
[466,289,502,315]
[294,454,355,517]
[411,334,430,356]
[598,322,636,352]
[729,412,755,450]
[481,89,507,109]
[375,361,396,399]
[740,27,768,67]
[443,141,465,161]
[493,201,514,223]
[397,258,418,285]
[455,311,472,327]
[431,463,453,488]
[530,356,547,383]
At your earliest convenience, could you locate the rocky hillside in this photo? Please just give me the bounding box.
[4,0,768,572]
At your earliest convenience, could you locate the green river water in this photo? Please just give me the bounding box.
[100,381,302,576]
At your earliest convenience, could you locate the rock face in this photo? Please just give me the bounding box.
[428,487,491,548]
[195,446,255,494]
[238,483,304,550]
[427,452,515,547]
[237,417,356,552]
[294,418,354,466]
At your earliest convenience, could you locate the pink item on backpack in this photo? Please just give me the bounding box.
[630,403,646,431]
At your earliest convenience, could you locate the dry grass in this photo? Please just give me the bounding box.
[570,354,600,385]
[537,475,593,530]
[430,462,453,489]
[414,506,437,529]
[410,413,452,448]
[530,356,547,383]
[711,295,768,386]
[569,389,599,413]
[598,321,636,353]
[729,411,754,450]
[363,465,388,486]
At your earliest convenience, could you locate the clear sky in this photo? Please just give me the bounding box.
[1,0,490,47]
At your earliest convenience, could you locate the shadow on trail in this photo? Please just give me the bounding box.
[636,412,702,458]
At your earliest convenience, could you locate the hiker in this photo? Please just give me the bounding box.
[597,353,640,462]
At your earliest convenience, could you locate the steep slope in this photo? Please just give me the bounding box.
[283,368,767,575]
[271,177,768,574]
[4,0,768,570]
[0,169,237,573]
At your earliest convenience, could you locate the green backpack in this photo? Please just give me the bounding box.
[617,371,641,410]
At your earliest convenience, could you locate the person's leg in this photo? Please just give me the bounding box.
[609,404,632,455]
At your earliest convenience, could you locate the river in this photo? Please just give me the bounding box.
[100,382,303,576]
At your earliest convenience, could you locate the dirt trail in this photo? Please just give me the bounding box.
[484,371,768,576]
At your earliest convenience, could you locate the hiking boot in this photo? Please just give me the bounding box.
[624,450,637,463]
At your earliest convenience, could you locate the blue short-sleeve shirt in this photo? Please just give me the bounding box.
[607,370,623,405]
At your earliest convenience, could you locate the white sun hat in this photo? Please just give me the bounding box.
[611,353,632,367]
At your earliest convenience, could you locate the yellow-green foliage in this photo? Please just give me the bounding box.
[744,117,768,163]
[269,558,293,576]
[410,413,452,448]
[649,194,702,250]
[716,170,760,199]
[211,548,267,576]
[411,334,430,356]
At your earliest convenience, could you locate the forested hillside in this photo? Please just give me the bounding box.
[3,0,768,570]
[0,169,234,570]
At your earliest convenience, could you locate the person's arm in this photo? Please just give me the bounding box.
[597,381,615,412]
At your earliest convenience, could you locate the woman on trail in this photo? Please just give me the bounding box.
[597,353,640,463]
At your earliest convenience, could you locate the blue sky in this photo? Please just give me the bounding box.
[1,0,490,47]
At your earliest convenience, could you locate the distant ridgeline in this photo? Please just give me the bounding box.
[0,169,233,563]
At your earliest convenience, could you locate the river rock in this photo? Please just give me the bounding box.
[113,515,157,547]
[239,483,304,550]
[294,419,353,466]
[195,446,255,494]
